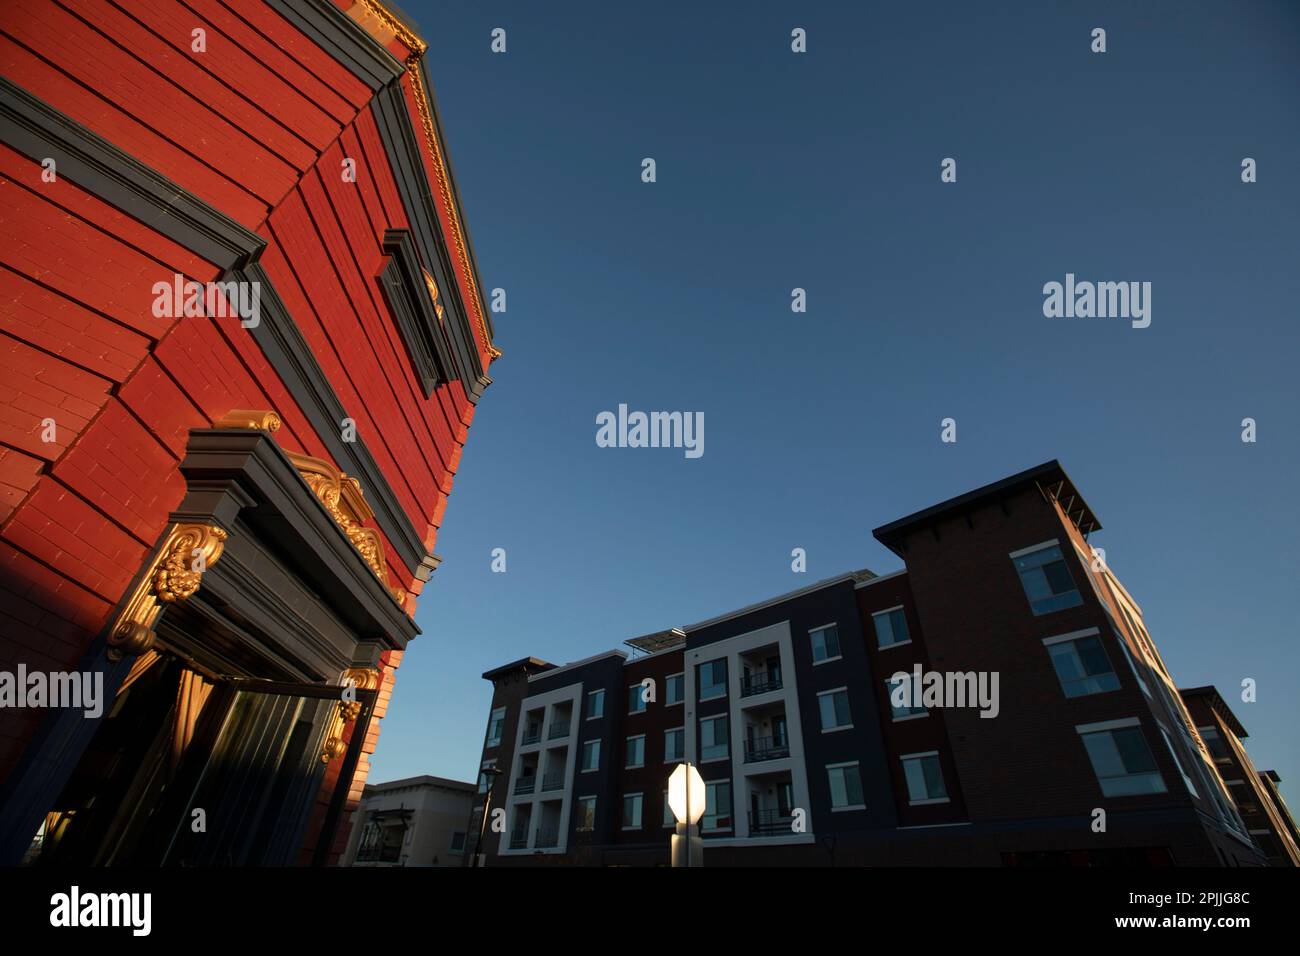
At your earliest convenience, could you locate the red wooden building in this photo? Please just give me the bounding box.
[0,0,499,865]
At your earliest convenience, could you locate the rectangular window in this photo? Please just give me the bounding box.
[1199,726,1231,761]
[700,715,729,760]
[586,689,605,720]
[622,793,643,829]
[575,796,596,831]
[1114,631,1151,696]
[1044,631,1120,698]
[664,727,685,763]
[663,790,675,827]
[698,660,727,700]
[703,780,731,831]
[810,624,842,663]
[884,675,927,720]
[628,683,647,714]
[873,607,911,648]
[901,752,948,804]
[665,673,684,705]
[828,762,865,809]
[449,831,466,852]
[580,739,601,772]
[1078,720,1166,797]
[1012,543,1083,615]
[1159,726,1199,798]
[818,688,852,731]
[626,734,645,768]
[485,707,506,747]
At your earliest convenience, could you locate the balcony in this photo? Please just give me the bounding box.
[744,735,790,763]
[522,727,542,745]
[541,772,565,792]
[548,720,570,740]
[509,829,528,850]
[749,809,795,837]
[515,776,536,795]
[535,828,559,848]
[740,670,782,698]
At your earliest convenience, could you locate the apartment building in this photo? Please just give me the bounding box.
[1180,686,1300,866]
[469,461,1275,866]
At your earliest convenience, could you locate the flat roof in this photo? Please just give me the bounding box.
[364,774,475,794]
[873,459,1100,556]
[681,568,876,634]
[1180,685,1248,739]
[481,656,554,681]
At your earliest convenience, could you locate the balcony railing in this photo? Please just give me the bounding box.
[541,772,565,792]
[749,809,795,837]
[522,728,541,745]
[548,720,570,740]
[744,734,790,763]
[515,776,536,795]
[535,828,559,848]
[509,829,528,849]
[740,670,783,697]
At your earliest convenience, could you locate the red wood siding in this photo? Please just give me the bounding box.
[0,0,496,843]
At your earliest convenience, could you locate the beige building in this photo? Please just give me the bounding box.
[341,776,476,867]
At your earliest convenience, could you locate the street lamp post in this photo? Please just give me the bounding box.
[475,767,502,867]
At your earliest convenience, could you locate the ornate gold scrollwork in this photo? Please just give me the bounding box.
[213,410,409,611]
[423,270,445,321]
[322,667,380,763]
[285,451,408,609]
[213,409,282,432]
[107,523,229,661]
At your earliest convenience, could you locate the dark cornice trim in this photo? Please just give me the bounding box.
[174,427,420,649]
[264,0,405,91]
[0,76,265,269]
[258,1,492,402]
[236,262,427,573]
[0,76,429,576]
[415,57,496,344]
[379,228,454,397]
[370,82,489,403]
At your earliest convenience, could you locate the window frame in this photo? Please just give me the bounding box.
[809,623,843,664]
[817,686,853,733]
[872,606,912,649]
[625,733,646,769]
[900,750,949,805]
[827,760,866,811]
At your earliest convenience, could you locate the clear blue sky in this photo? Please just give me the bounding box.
[373,1,1300,811]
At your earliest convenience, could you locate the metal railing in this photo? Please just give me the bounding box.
[740,670,783,697]
[515,776,536,795]
[749,809,795,837]
[535,828,559,848]
[744,734,790,762]
[541,772,565,792]
[522,727,541,745]
[548,720,570,740]
[509,829,528,849]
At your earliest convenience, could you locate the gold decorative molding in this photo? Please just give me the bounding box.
[322,667,380,763]
[349,0,501,362]
[214,409,282,432]
[422,269,444,321]
[107,523,229,661]
[211,409,409,611]
[286,450,408,608]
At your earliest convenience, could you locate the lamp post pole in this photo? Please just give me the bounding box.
[476,767,501,867]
